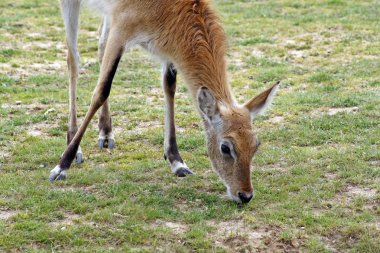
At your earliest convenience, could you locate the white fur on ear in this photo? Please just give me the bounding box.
[244,81,280,118]
[197,87,218,120]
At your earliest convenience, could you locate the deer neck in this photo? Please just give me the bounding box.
[177,47,235,107]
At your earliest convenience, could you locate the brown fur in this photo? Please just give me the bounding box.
[109,0,232,101]
[52,0,279,203]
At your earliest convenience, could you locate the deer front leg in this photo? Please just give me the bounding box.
[61,0,83,163]
[49,27,125,181]
[97,16,115,149]
[66,44,84,163]
[163,63,193,177]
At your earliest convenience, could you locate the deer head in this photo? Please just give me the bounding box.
[197,82,279,203]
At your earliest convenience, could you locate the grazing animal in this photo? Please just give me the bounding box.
[50,0,279,204]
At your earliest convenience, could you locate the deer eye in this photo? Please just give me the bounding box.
[221,144,230,154]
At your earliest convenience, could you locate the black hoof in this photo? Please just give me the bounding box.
[98,139,105,149]
[49,172,66,182]
[49,174,57,182]
[55,173,67,181]
[98,138,115,149]
[175,167,193,177]
[107,139,115,149]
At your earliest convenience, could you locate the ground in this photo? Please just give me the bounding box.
[0,0,379,252]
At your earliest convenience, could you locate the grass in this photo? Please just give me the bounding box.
[0,0,379,252]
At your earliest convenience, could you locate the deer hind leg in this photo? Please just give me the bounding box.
[61,0,83,163]
[49,25,126,181]
[97,16,115,149]
[162,63,193,177]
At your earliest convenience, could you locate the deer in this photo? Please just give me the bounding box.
[49,0,279,204]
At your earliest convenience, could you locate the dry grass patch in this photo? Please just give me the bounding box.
[0,208,18,221]
[153,220,188,235]
[206,220,305,252]
[311,106,359,116]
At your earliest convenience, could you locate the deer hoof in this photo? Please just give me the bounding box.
[172,161,193,177]
[175,167,193,177]
[107,139,115,149]
[49,166,67,182]
[98,138,115,149]
[98,138,104,149]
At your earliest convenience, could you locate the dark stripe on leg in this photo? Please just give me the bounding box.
[59,50,123,170]
[163,63,182,164]
[97,52,122,104]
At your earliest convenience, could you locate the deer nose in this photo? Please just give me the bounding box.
[238,192,253,203]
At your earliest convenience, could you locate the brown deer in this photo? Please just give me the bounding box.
[50,0,279,204]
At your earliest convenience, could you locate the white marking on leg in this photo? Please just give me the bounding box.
[162,65,171,153]
[99,130,106,140]
[59,170,67,177]
[99,130,114,140]
[49,165,67,181]
[171,161,190,174]
[50,165,61,176]
[77,146,82,155]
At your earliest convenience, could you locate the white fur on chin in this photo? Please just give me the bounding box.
[226,186,242,203]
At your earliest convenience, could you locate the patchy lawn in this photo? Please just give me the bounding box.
[0,0,379,252]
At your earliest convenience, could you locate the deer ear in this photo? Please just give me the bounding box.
[197,87,219,122]
[244,81,280,118]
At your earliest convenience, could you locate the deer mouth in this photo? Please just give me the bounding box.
[226,186,242,203]
[226,186,254,204]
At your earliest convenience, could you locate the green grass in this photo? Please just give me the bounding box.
[0,0,379,252]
